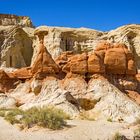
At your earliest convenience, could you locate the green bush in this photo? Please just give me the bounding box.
[136,116,140,124]
[0,107,70,130]
[107,118,112,122]
[112,132,124,140]
[134,127,140,137]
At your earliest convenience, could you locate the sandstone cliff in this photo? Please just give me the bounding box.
[0,14,140,126]
[0,14,34,68]
[31,24,140,73]
[0,14,33,27]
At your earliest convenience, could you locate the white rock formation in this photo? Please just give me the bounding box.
[9,76,140,123]
[0,26,33,68]
[87,78,140,123]
[0,93,17,109]
[20,77,79,118]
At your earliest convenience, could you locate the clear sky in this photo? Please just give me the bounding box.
[0,0,140,31]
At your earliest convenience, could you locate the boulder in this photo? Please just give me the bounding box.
[86,78,140,123]
[60,73,88,98]
[104,47,127,74]
[21,77,79,118]
[0,69,18,92]
[62,53,88,74]
[55,51,73,70]
[30,79,42,95]
[88,50,105,74]
[0,93,17,109]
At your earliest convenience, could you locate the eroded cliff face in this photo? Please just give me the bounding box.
[0,26,33,68]
[31,25,140,72]
[0,14,33,27]
[0,14,140,124]
[31,26,104,64]
[0,14,34,68]
[0,15,140,71]
[103,24,140,69]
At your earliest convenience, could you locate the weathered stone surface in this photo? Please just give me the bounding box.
[12,67,32,79]
[86,78,140,123]
[62,53,88,74]
[31,29,59,76]
[60,73,88,98]
[102,24,140,70]
[0,15,140,125]
[30,79,42,95]
[104,47,127,74]
[31,24,140,73]
[0,69,18,92]
[0,14,33,27]
[88,51,105,74]
[9,81,35,106]
[56,42,136,75]
[0,93,17,109]
[31,26,104,63]
[20,77,79,117]
[0,26,33,68]
[31,43,59,74]
[55,51,73,70]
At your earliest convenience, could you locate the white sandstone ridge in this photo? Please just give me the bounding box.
[8,76,140,124]
[0,14,34,27]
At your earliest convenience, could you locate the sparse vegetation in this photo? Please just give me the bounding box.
[107,118,113,122]
[0,107,70,130]
[79,111,95,121]
[112,132,125,140]
[134,127,140,137]
[136,116,140,124]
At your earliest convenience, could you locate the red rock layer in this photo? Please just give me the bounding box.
[56,41,137,75]
[0,70,18,92]
[31,43,59,76]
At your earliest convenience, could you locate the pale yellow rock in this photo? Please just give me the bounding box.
[0,26,33,68]
[0,14,33,27]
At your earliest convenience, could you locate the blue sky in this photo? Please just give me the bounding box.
[0,0,140,31]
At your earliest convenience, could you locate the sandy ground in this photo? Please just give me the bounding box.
[0,117,135,140]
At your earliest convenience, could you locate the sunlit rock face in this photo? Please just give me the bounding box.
[0,14,34,68]
[56,42,136,75]
[1,14,140,124]
[31,26,104,64]
[0,14,33,27]
[32,24,140,72]
[0,26,33,68]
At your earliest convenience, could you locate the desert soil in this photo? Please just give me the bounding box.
[0,117,134,140]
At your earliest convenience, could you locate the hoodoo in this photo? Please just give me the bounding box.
[31,29,59,78]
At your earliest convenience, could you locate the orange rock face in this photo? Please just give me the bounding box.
[62,53,88,74]
[126,90,140,105]
[12,67,32,79]
[104,47,127,74]
[31,43,59,75]
[104,43,136,75]
[55,51,74,70]
[95,41,112,51]
[56,52,89,75]
[126,52,137,75]
[56,41,136,75]
[0,70,18,92]
[88,50,105,74]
